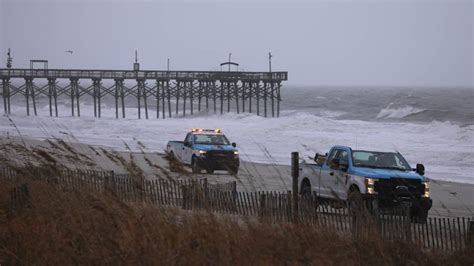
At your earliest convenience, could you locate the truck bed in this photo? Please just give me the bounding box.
[167,141,184,145]
[166,141,185,152]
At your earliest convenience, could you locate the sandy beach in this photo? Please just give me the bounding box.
[1,135,472,218]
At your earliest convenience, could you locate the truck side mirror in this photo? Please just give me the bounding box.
[416,163,425,176]
[329,158,340,169]
[232,142,237,147]
[314,153,320,163]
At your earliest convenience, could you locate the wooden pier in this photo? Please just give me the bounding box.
[0,68,288,118]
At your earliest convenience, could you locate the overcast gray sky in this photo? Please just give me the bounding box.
[1,0,472,87]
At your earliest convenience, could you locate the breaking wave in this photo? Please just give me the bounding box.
[376,105,426,119]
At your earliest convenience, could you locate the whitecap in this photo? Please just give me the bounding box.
[376,106,426,119]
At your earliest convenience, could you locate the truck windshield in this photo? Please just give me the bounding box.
[352,150,411,171]
[193,134,230,145]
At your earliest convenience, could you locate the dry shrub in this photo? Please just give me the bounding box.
[0,179,472,265]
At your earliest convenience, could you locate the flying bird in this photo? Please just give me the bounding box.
[65,50,73,54]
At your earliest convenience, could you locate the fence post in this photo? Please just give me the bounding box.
[104,171,111,193]
[21,184,31,208]
[291,152,299,223]
[181,185,189,210]
[140,178,145,203]
[287,190,292,223]
[203,178,209,210]
[232,181,237,213]
[371,199,381,232]
[106,171,117,194]
[468,220,474,249]
[259,193,266,221]
[403,202,412,242]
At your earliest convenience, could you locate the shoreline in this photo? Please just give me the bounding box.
[1,109,473,185]
[1,135,473,218]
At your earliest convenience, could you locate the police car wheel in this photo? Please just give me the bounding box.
[229,167,238,175]
[169,152,178,172]
[191,158,201,174]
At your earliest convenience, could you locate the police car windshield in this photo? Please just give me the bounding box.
[193,134,230,145]
[352,150,411,171]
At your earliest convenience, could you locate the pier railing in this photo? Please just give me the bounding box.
[0,69,287,81]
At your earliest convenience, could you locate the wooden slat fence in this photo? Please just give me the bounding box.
[1,165,472,252]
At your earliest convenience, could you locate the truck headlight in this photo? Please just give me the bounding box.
[198,150,207,156]
[422,181,430,198]
[234,151,239,156]
[365,178,378,194]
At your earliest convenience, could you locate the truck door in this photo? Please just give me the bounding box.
[320,149,349,200]
[332,150,350,200]
[180,133,193,164]
[319,149,337,198]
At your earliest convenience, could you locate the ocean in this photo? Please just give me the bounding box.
[281,87,474,126]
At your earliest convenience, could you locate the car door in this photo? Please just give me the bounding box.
[179,133,193,164]
[332,150,349,200]
[320,149,349,200]
[319,149,337,198]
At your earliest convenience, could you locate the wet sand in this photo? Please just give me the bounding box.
[0,136,472,218]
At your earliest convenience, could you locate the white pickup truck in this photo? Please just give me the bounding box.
[166,128,240,174]
[299,145,432,223]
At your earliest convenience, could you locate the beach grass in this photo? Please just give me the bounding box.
[1,174,472,265]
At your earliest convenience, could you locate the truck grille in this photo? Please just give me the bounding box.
[374,178,424,198]
[207,150,234,160]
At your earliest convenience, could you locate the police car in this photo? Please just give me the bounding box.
[166,128,240,174]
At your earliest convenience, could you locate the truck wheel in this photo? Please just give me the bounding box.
[413,209,428,224]
[301,180,312,199]
[300,180,317,210]
[348,187,364,216]
[191,158,201,174]
[229,167,239,175]
[169,152,179,172]
[206,168,214,174]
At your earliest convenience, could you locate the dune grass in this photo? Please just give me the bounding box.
[0,176,472,265]
[0,140,472,265]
